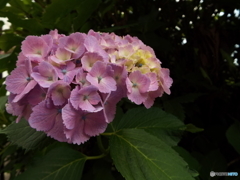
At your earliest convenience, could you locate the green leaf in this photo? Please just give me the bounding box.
[0,53,11,59]
[198,149,226,180]
[73,0,101,31]
[0,96,7,124]
[0,11,44,34]
[0,96,7,111]
[110,129,194,180]
[226,121,240,154]
[42,0,80,28]
[0,33,23,51]
[0,47,18,72]
[1,120,54,150]
[112,107,185,146]
[15,146,87,180]
[82,160,116,180]
[55,13,73,32]
[163,100,185,121]
[0,0,9,9]
[173,147,200,173]
[185,124,204,133]
[199,67,212,84]
[220,49,237,70]
[0,84,7,97]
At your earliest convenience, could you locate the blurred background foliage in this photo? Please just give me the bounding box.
[0,0,240,179]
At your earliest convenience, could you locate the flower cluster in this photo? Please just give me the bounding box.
[6,30,172,144]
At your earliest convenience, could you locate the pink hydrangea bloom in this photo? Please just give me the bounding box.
[6,29,172,145]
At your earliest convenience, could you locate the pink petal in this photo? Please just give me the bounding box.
[16,52,27,66]
[69,86,81,110]
[50,47,72,64]
[13,80,37,102]
[27,85,47,106]
[84,35,109,61]
[6,66,30,94]
[126,83,148,105]
[74,68,91,87]
[48,81,71,106]
[31,61,58,88]
[159,68,173,95]
[110,64,127,86]
[46,113,68,142]
[143,88,163,109]
[41,34,53,51]
[83,111,108,136]
[86,61,116,93]
[70,86,101,112]
[81,52,104,72]
[62,103,91,144]
[101,93,118,123]
[38,61,57,77]
[59,32,85,59]
[97,76,117,93]
[28,101,59,131]
[21,36,49,58]
[61,102,76,129]
[78,100,96,112]
[146,72,158,91]
[128,71,150,93]
[54,62,77,83]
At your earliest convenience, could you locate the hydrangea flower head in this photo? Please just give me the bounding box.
[6,29,172,144]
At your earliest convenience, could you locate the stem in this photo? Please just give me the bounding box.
[101,132,115,136]
[86,153,106,160]
[86,136,110,160]
[97,136,109,155]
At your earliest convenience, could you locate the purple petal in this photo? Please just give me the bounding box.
[70,85,101,112]
[46,113,68,142]
[31,61,58,88]
[6,66,30,94]
[13,80,37,102]
[54,62,78,84]
[28,101,59,131]
[97,76,117,93]
[74,68,91,87]
[83,110,108,136]
[27,85,47,106]
[48,81,71,106]
[101,93,118,123]
[69,86,80,110]
[62,103,91,144]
